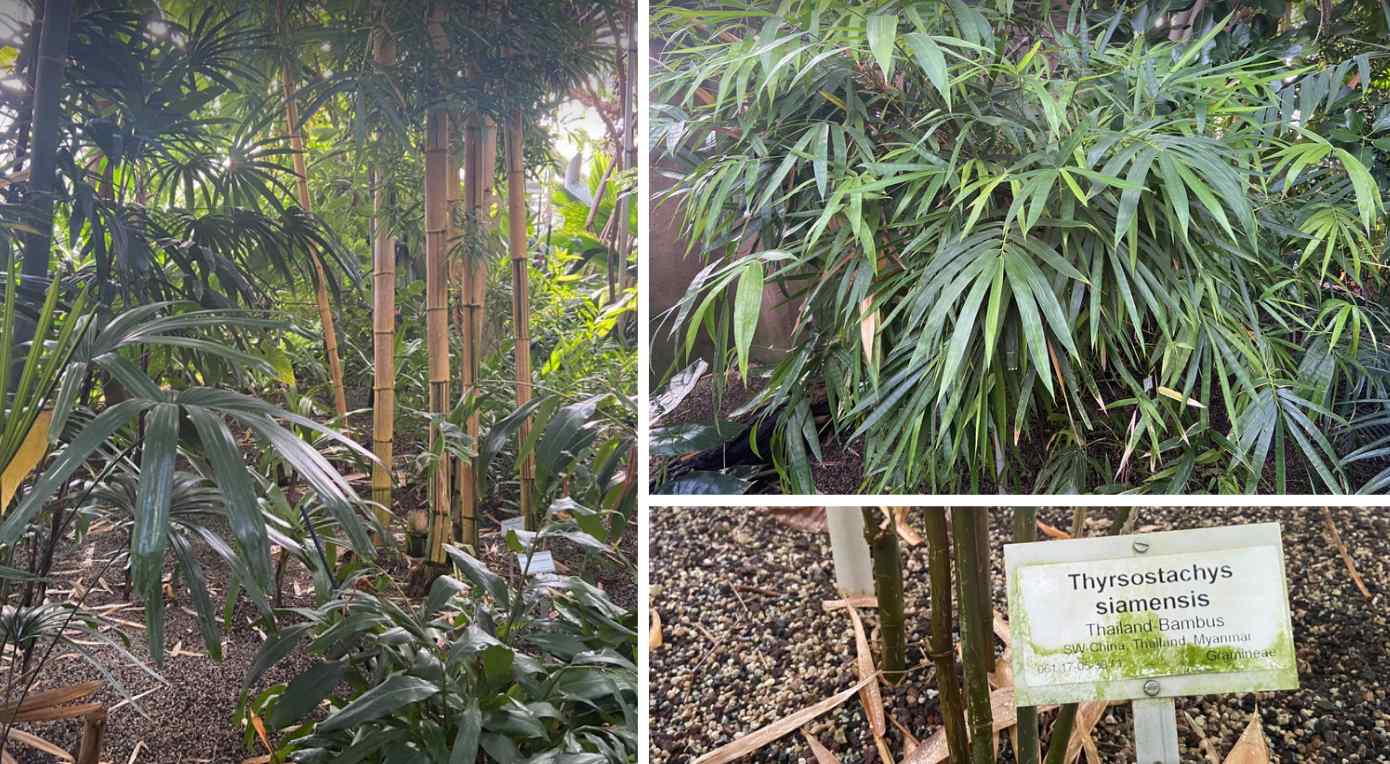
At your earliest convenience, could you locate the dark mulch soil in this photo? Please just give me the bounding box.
[654,371,864,495]
[649,507,1390,763]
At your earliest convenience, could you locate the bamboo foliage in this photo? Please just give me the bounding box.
[369,3,397,529]
[507,111,536,530]
[275,0,348,421]
[423,2,452,565]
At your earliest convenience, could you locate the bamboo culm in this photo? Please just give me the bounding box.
[923,509,970,762]
[860,508,906,682]
[507,112,536,530]
[368,5,396,531]
[1012,508,1040,764]
[422,2,451,565]
[951,509,995,764]
[19,0,72,281]
[276,0,348,421]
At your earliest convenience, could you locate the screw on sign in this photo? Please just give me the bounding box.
[1004,523,1298,764]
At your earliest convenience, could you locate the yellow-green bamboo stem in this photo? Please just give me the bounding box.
[277,0,348,421]
[422,3,451,565]
[455,114,480,549]
[368,3,396,531]
[507,112,536,530]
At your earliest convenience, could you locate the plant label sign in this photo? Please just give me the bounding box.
[1004,523,1298,707]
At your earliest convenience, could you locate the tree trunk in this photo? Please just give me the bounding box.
[952,508,995,764]
[860,508,905,682]
[506,112,536,530]
[1013,508,1040,764]
[923,508,970,762]
[369,6,397,530]
[277,0,348,421]
[422,2,452,565]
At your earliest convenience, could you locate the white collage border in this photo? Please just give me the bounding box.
[629,4,1387,759]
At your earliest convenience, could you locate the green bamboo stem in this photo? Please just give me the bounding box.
[950,508,994,764]
[1042,703,1079,764]
[923,509,969,763]
[1012,508,1040,764]
[860,508,905,683]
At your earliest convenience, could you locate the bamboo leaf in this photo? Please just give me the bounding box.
[733,260,765,381]
[866,13,899,80]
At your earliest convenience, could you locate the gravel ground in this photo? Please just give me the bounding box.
[649,507,1390,763]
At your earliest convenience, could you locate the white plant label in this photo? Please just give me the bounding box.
[1004,523,1298,705]
[518,549,556,576]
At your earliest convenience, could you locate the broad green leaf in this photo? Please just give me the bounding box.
[317,674,439,733]
[270,661,345,729]
[134,403,180,665]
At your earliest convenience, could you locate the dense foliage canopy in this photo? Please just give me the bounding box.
[655,0,1390,494]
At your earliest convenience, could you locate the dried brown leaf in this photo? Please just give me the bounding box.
[8,729,72,761]
[800,731,841,764]
[691,674,878,764]
[767,507,828,532]
[1063,701,1110,762]
[650,608,664,649]
[903,688,1018,764]
[1323,509,1373,601]
[844,606,887,737]
[822,596,877,611]
[1222,710,1270,764]
[1183,709,1222,764]
[1036,521,1071,540]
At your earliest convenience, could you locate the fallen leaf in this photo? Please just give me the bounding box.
[1183,709,1222,764]
[1064,701,1110,762]
[1036,520,1071,540]
[843,606,886,737]
[1222,709,1269,764]
[691,674,878,764]
[1323,509,1373,601]
[822,596,877,611]
[7,729,72,761]
[903,688,1018,764]
[800,730,842,764]
[768,507,828,532]
[650,608,664,649]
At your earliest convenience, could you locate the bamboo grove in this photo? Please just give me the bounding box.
[654,0,1390,495]
[816,508,1146,764]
